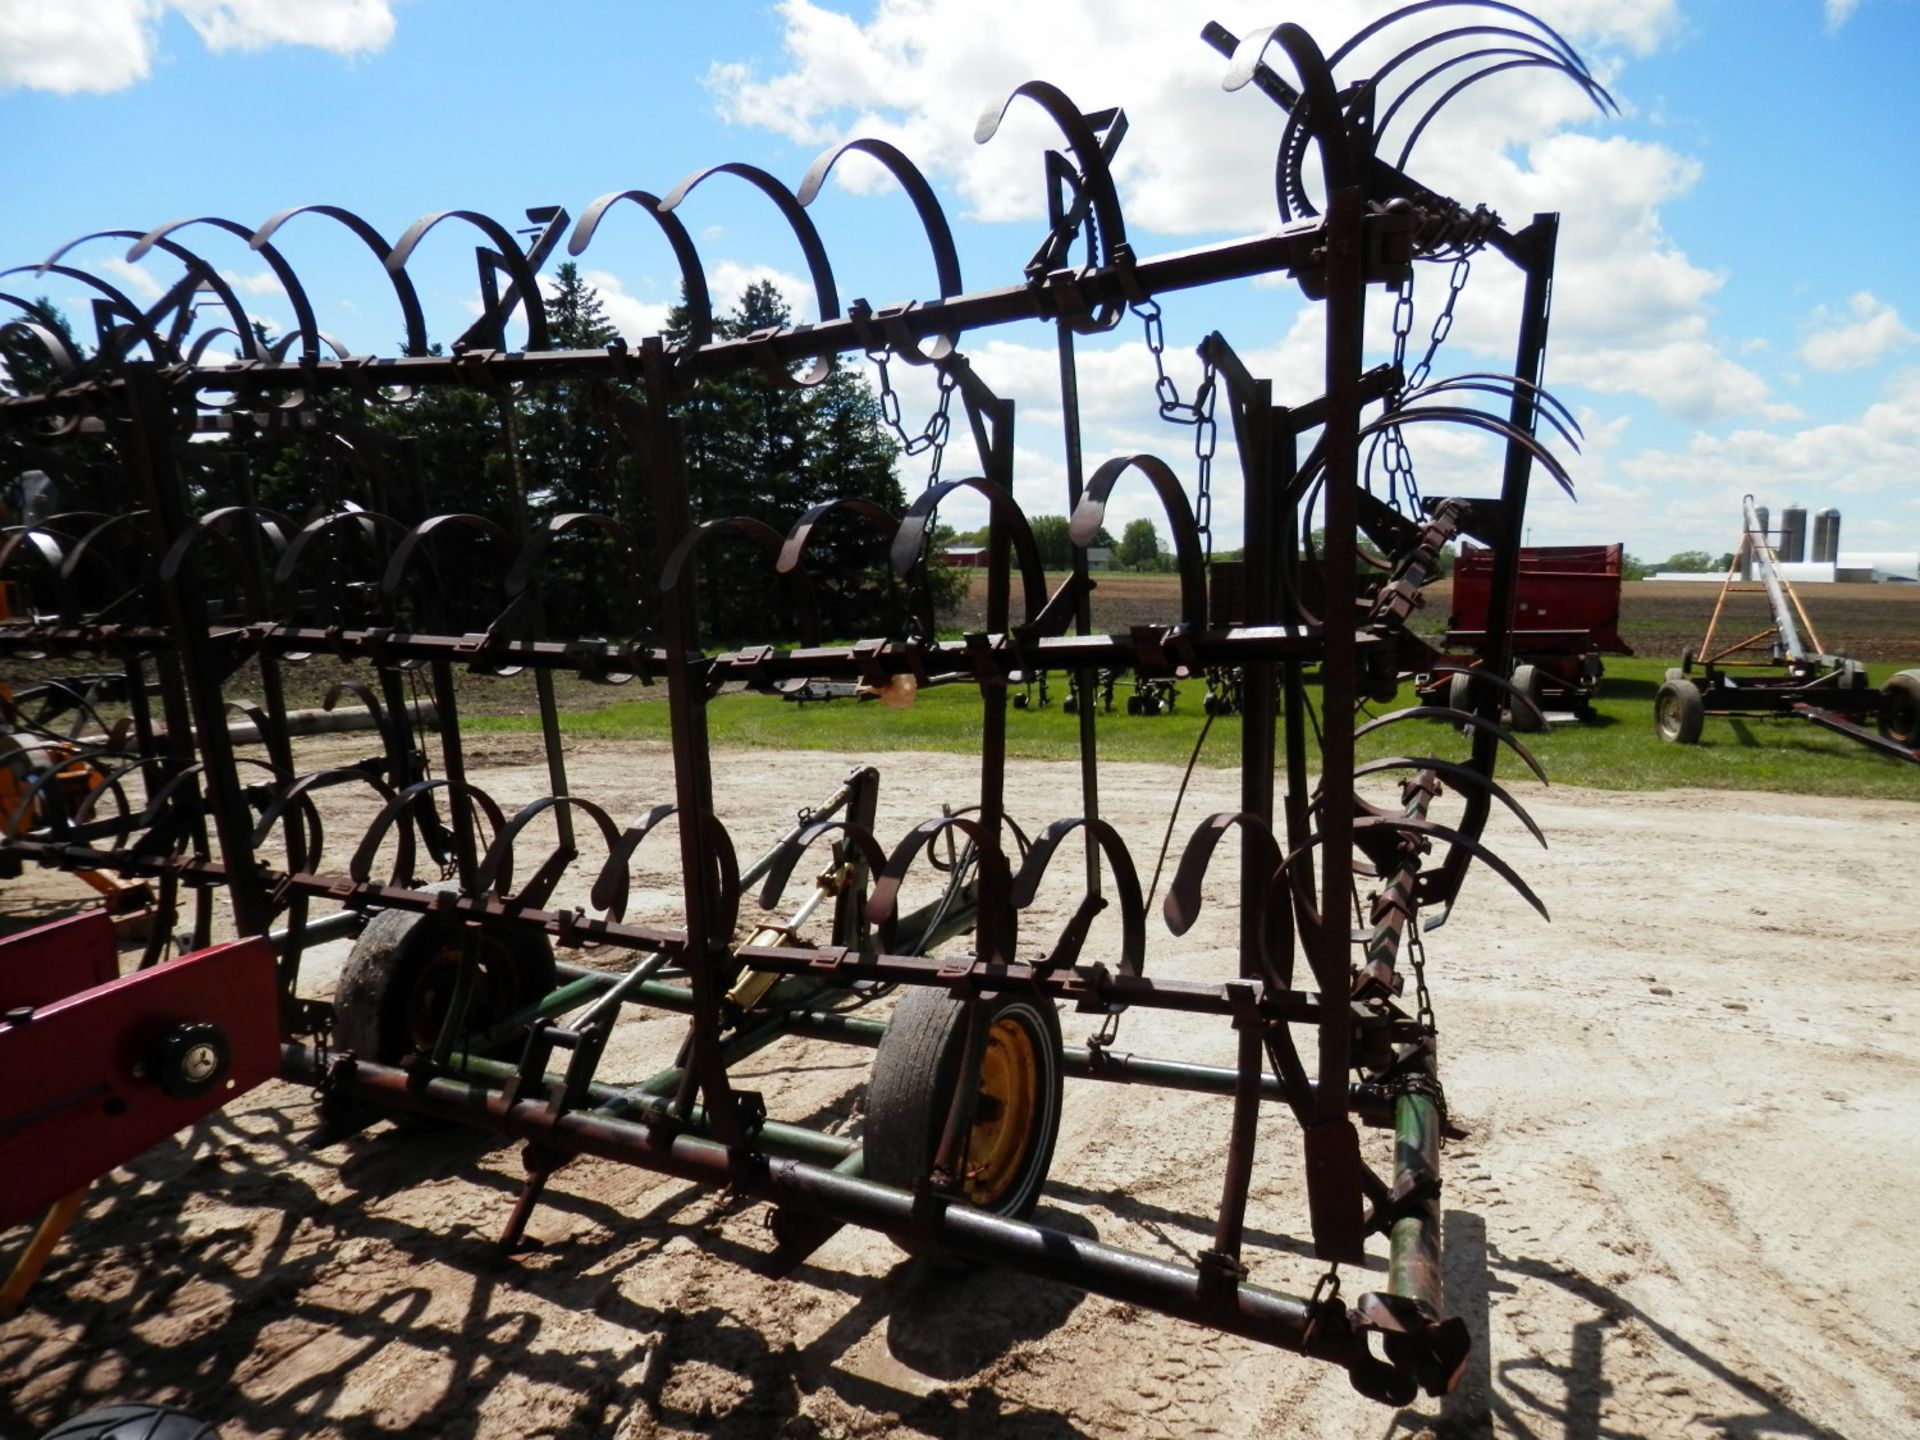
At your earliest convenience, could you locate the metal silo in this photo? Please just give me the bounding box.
[1813,507,1841,563]
[1780,505,1807,563]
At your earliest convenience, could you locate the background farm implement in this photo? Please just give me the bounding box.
[0,4,1602,1411]
[1656,495,1920,764]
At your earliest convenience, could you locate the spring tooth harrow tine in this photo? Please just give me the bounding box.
[798,138,963,361]
[658,163,841,384]
[891,478,1048,627]
[475,795,626,912]
[1282,815,1548,925]
[1345,757,1547,848]
[567,191,713,351]
[1398,375,1584,451]
[1353,704,1548,785]
[754,819,889,917]
[1010,817,1146,978]
[250,204,429,355]
[131,217,324,364]
[1072,455,1209,629]
[385,208,558,353]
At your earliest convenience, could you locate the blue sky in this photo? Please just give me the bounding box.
[3,0,1917,565]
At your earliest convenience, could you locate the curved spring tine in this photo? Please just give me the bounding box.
[755,818,889,914]
[1353,704,1548,785]
[1396,55,1600,169]
[1282,814,1549,922]
[387,208,552,352]
[1361,405,1576,500]
[891,476,1048,628]
[132,216,324,365]
[252,203,429,356]
[1400,374,1583,451]
[476,794,625,912]
[1162,810,1291,988]
[868,814,1014,964]
[798,137,962,362]
[778,497,898,577]
[1377,44,1614,155]
[567,190,712,351]
[659,162,840,385]
[1071,454,1207,629]
[1344,756,1546,848]
[1011,816,1145,979]
[598,804,742,937]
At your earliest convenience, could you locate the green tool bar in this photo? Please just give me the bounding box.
[1387,1087,1443,1315]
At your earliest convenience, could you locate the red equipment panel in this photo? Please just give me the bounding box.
[1448,543,1632,655]
[0,923,281,1230]
[0,910,120,1010]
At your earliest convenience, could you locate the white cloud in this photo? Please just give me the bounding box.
[577,269,673,344]
[1825,0,1862,31]
[1609,367,1920,552]
[1799,292,1916,373]
[220,268,286,297]
[170,0,394,54]
[94,255,168,301]
[704,1,1786,431]
[0,0,395,95]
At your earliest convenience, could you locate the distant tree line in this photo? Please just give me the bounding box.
[2,268,964,643]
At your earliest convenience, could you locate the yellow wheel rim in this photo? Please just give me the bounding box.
[963,1014,1040,1207]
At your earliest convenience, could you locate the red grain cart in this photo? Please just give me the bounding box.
[1439,543,1632,725]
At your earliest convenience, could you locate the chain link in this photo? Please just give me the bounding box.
[1408,924,1436,1035]
[1380,254,1473,516]
[870,350,957,490]
[1404,253,1471,398]
[1134,299,1218,560]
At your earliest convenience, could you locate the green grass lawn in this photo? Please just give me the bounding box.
[467,653,1919,800]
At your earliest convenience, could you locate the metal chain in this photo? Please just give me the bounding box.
[1300,1263,1343,1352]
[1133,299,1218,560]
[1379,254,1472,516]
[1404,253,1471,397]
[1408,924,1436,1035]
[870,350,956,489]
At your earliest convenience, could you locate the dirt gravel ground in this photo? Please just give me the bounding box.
[3,734,1917,1440]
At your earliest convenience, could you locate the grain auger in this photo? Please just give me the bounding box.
[0,2,1600,1408]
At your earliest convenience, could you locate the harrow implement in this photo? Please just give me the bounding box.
[0,3,1600,1409]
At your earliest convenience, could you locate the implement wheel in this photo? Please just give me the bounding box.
[1446,670,1475,716]
[1508,664,1547,733]
[865,988,1063,1224]
[333,891,555,1063]
[1879,669,1920,746]
[41,1406,219,1440]
[1654,678,1705,745]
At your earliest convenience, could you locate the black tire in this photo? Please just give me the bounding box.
[865,988,1063,1226]
[1878,669,1920,746]
[1446,670,1475,716]
[1508,664,1547,733]
[41,1405,219,1440]
[1654,678,1705,745]
[332,888,556,1063]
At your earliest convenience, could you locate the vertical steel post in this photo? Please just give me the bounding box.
[1305,184,1367,1260]
[120,367,272,938]
[1055,325,1102,896]
[635,341,741,1142]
